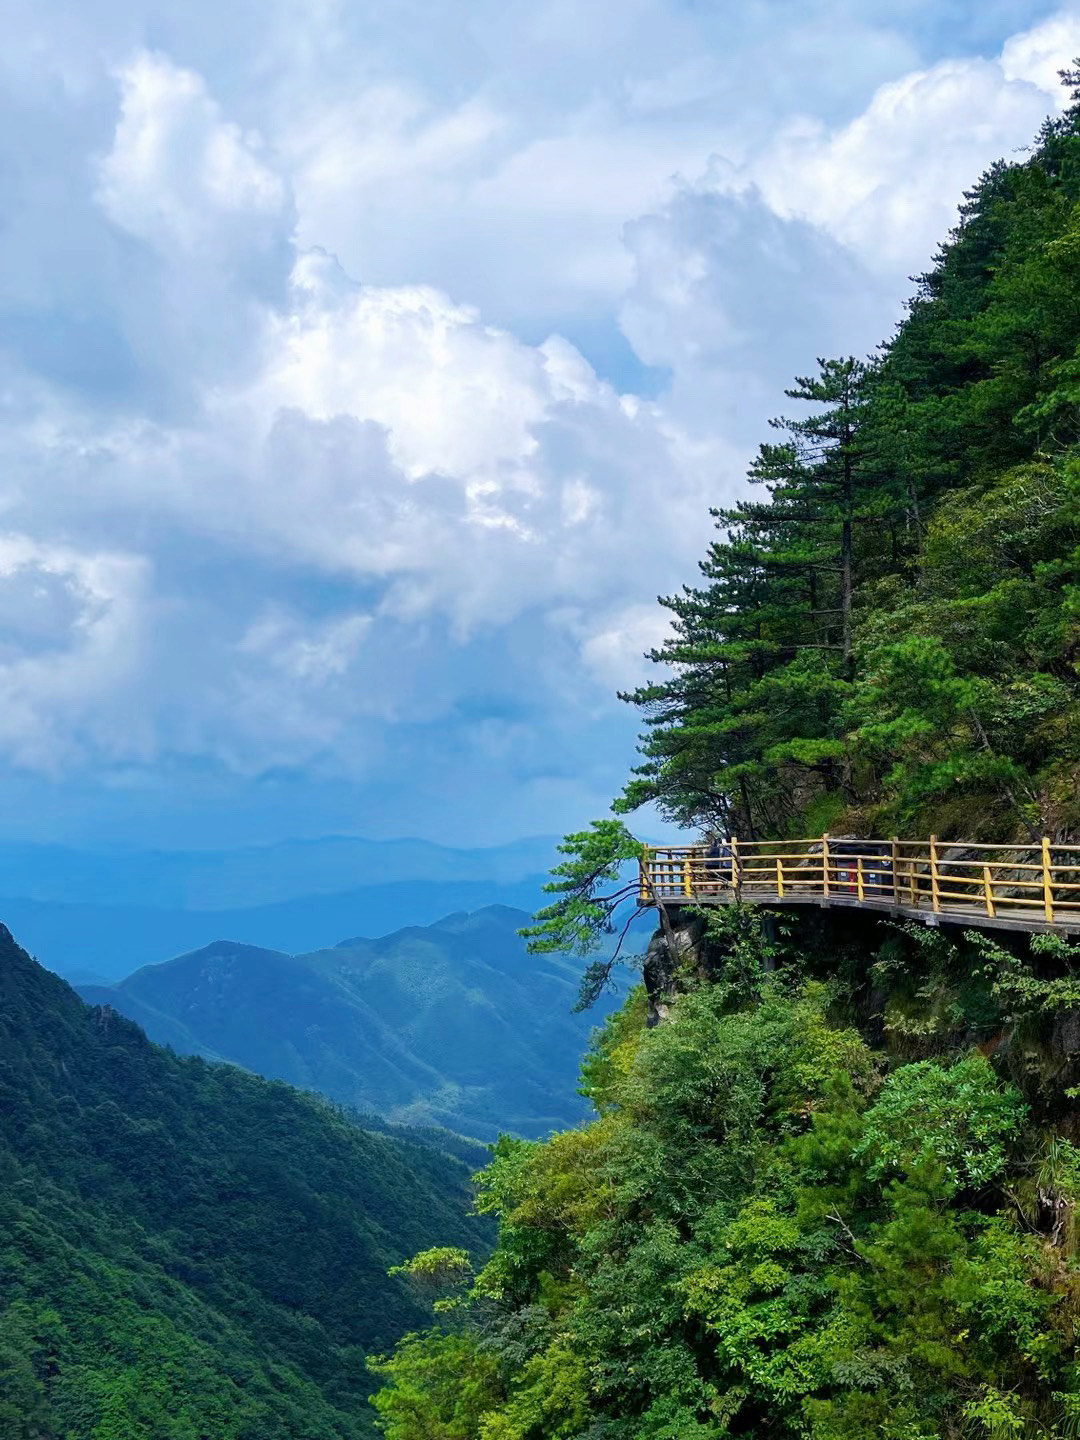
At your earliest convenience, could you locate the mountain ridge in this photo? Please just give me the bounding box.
[0,833,561,908]
[12,874,552,980]
[79,905,634,1139]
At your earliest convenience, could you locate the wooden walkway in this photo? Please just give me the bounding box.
[639,836,1080,936]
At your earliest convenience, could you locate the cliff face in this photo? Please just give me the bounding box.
[642,912,704,1024]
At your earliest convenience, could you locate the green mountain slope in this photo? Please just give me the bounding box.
[81,907,625,1140]
[75,981,225,1059]
[0,923,491,1439]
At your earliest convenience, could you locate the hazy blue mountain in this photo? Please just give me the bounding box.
[10,874,550,980]
[0,833,559,908]
[81,906,636,1139]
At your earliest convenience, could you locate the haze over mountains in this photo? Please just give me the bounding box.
[80,905,627,1140]
[0,835,561,907]
[1,834,559,980]
[1,834,643,1141]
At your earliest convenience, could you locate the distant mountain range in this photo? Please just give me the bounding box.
[79,905,634,1140]
[6,876,556,982]
[0,834,560,979]
[0,834,561,908]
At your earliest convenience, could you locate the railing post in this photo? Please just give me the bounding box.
[1043,836,1055,924]
[929,835,941,914]
[776,856,784,898]
[730,836,741,897]
[891,837,899,904]
[682,852,694,899]
[822,834,830,900]
[639,845,650,906]
[983,864,995,918]
[856,856,865,903]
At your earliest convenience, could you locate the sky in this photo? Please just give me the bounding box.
[1,0,1079,850]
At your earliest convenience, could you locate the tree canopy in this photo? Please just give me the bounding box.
[614,80,1080,845]
[372,916,1080,1439]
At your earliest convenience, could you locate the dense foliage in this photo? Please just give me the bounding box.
[0,924,491,1439]
[372,913,1080,1438]
[384,77,1080,1440]
[614,72,1080,844]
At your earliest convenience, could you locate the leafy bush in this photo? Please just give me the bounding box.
[371,959,1075,1438]
[855,1055,1026,1189]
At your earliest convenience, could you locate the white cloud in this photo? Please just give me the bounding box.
[97,51,289,258]
[1002,11,1080,91]
[106,258,703,635]
[0,4,1076,841]
[578,602,674,690]
[239,607,373,685]
[618,176,895,446]
[0,535,150,771]
[747,14,1079,278]
[287,84,504,206]
[274,0,931,331]
[256,259,550,484]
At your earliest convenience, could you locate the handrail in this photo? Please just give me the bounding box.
[639,836,1080,933]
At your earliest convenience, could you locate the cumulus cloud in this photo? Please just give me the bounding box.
[577,602,674,691]
[0,49,715,785]
[0,536,149,771]
[748,12,1080,277]
[619,177,894,438]
[1002,11,1080,91]
[60,256,701,636]
[613,8,1080,450]
[0,3,1076,842]
[97,52,289,258]
[277,0,932,331]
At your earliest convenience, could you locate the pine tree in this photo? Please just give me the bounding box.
[619,358,891,835]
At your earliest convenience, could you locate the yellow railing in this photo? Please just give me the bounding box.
[639,835,1080,930]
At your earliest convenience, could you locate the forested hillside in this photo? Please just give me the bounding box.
[368,73,1080,1440]
[0,923,491,1439]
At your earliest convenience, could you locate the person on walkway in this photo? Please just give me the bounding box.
[704,835,733,893]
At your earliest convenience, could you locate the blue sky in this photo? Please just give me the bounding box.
[0,0,1077,849]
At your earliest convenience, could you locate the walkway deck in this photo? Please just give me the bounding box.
[639,836,1080,936]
